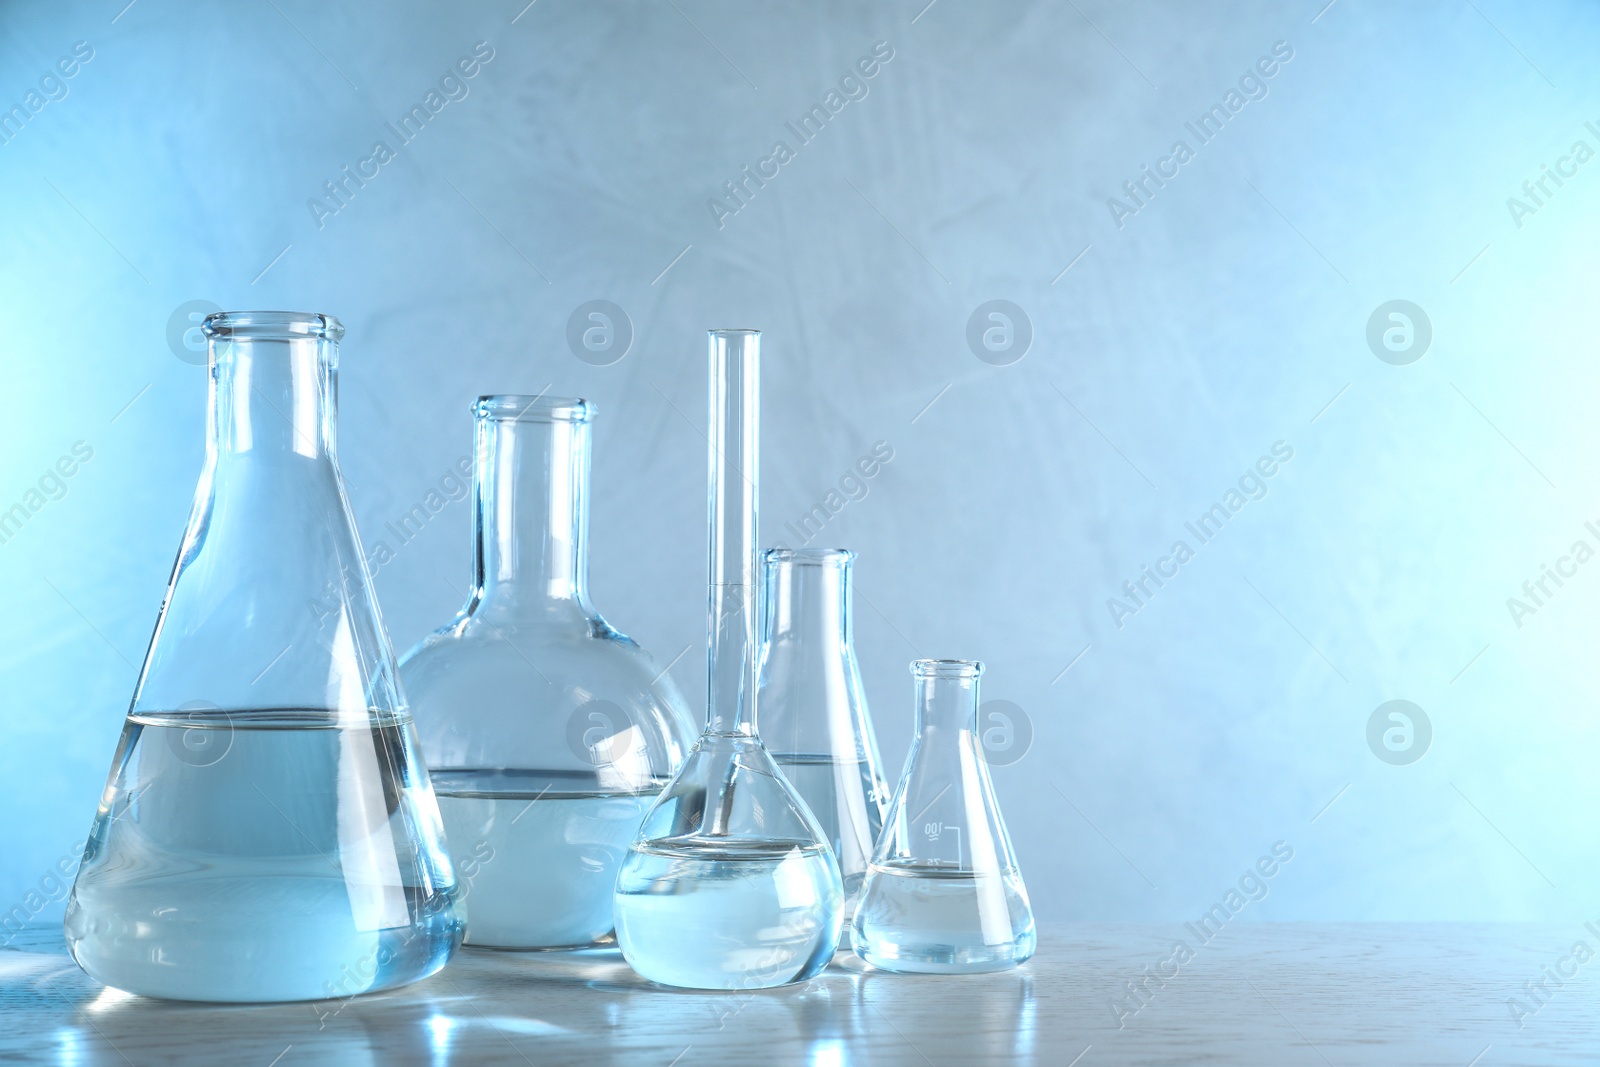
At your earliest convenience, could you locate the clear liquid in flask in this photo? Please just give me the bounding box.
[851,660,1036,975]
[433,769,659,949]
[851,860,1036,974]
[401,393,696,950]
[614,838,841,989]
[769,754,883,904]
[757,547,891,944]
[611,329,845,989]
[64,710,463,1003]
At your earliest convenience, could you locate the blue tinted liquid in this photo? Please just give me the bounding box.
[852,860,1035,974]
[771,755,884,921]
[64,712,464,1002]
[433,769,660,948]
[614,840,841,989]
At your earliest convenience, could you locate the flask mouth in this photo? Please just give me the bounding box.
[474,395,593,423]
[763,547,854,566]
[202,310,345,341]
[913,659,984,678]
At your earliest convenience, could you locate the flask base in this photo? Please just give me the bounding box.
[64,877,464,1003]
[852,940,1035,974]
[852,862,1036,975]
[614,839,841,990]
[435,772,658,950]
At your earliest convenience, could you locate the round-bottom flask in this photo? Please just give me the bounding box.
[613,328,843,990]
[401,396,694,950]
[613,734,843,989]
[853,660,1035,974]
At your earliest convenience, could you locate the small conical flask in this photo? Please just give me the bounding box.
[399,395,695,949]
[64,311,464,1002]
[757,548,889,937]
[613,329,844,990]
[853,659,1036,974]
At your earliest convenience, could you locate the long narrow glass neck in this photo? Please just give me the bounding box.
[706,330,760,735]
[472,408,591,606]
[209,337,337,460]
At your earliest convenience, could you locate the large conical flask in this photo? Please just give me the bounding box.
[400,395,695,949]
[64,311,464,1003]
[757,548,889,938]
[853,660,1035,974]
[613,329,844,990]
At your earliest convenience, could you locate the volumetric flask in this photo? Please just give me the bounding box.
[757,547,888,938]
[853,659,1035,974]
[400,395,695,949]
[64,311,464,1002]
[613,329,844,990]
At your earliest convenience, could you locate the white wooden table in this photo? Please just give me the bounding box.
[3,923,1593,1065]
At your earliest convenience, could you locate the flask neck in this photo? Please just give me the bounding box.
[762,552,854,660]
[913,662,983,740]
[471,405,592,609]
[208,335,338,460]
[705,330,760,737]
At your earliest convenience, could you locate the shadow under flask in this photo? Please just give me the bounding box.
[400,396,695,949]
[757,548,889,937]
[64,311,464,1003]
[853,660,1036,974]
[613,329,844,990]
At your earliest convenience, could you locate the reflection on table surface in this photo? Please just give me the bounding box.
[3,925,1036,1066]
[9,924,1600,1065]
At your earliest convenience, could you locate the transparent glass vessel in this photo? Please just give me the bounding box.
[613,330,844,990]
[757,548,888,937]
[400,395,695,949]
[64,311,464,1003]
[853,660,1035,974]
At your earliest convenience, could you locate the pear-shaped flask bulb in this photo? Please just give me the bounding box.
[613,329,844,990]
[64,311,464,1002]
[853,659,1035,974]
[400,395,695,949]
[758,548,889,938]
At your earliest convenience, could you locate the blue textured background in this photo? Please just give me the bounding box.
[2,0,1597,927]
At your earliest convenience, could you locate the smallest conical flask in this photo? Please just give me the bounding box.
[853,660,1035,974]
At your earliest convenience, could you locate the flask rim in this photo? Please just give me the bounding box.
[473,394,593,423]
[763,547,854,566]
[912,658,984,678]
[202,310,345,341]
